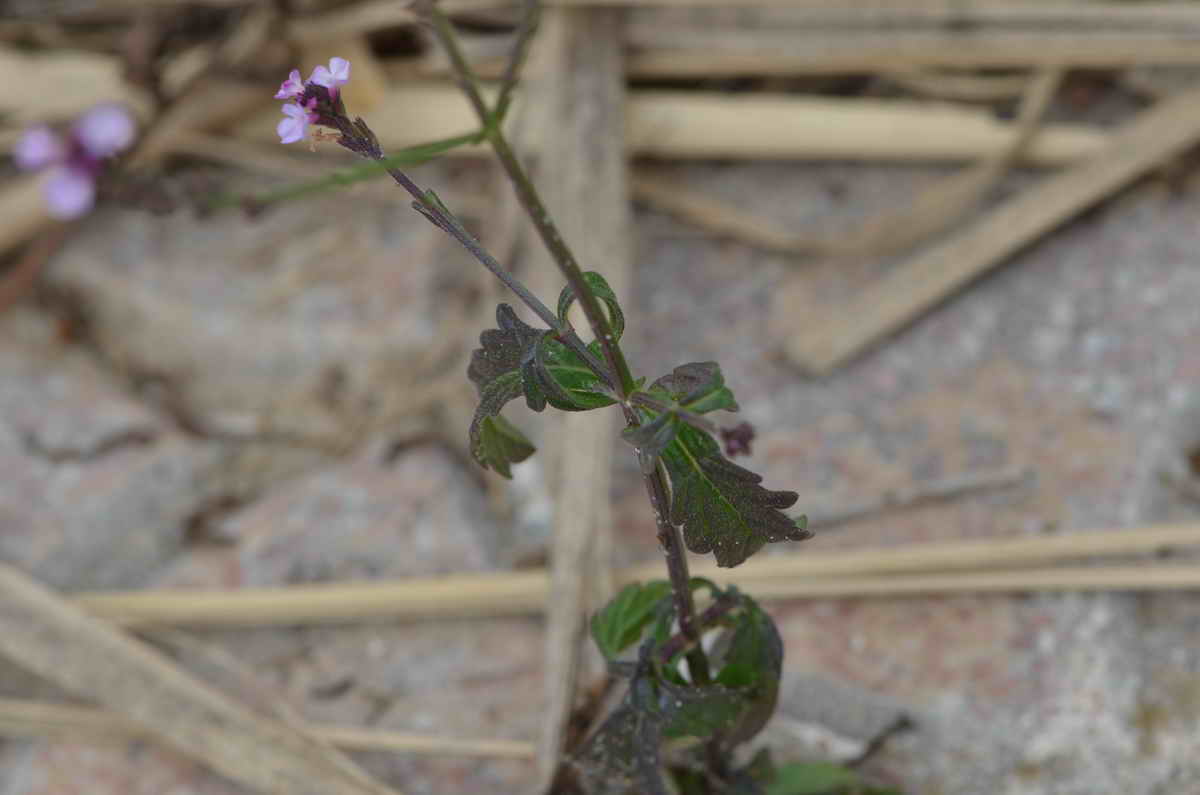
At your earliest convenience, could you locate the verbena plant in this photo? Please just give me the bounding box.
[257,4,897,794]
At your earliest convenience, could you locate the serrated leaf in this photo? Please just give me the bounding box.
[660,425,810,568]
[650,361,739,414]
[523,333,616,412]
[466,304,543,477]
[467,304,542,393]
[557,271,626,342]
[573,673,668,795]
[473,414,535,479]
[621,410,680,460]
[591,581,672,661]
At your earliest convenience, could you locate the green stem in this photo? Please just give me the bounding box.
[426,4,638,400]
[425,3,711,684]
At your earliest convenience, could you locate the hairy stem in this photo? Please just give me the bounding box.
[645,460,711,684]
[424,1,710,680]
[425,3,638,399]
[328,114,612,385]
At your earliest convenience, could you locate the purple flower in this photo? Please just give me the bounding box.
[12,104,135,220]
[274,69,305,100]
[74,104,135,158]
[45,166,97,219]
[309,57,350,95]
[277,102,314,144]
[14,126,64,171]
[275,57,351,145]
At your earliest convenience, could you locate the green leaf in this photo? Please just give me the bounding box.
[573,672,669,795]
[660,425,810,567]
[473,415,535,479]
[591,581,672,660]
[659,679,750,740]
[468,304,542,397]
[650,361,739,414]
[522,333,616,412]
[557,271,626,342]
[767,762,862,795]
[621,410,681,460]
[466,304,542,477]
[712,595,783,747]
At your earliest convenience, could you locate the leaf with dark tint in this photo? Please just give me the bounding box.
[659,678,750,740]
[649,361,739,415]
[660,425,810,567]
[473,414,535,479]
[621,410,681,461]
[573,671,669,795]
[711,593,784,747]
[522,333,616,413]
[591,581,672,661]
[466,304,541,477]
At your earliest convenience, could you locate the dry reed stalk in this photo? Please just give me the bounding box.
[0,698,535,759]
[780,81,1200,373]
[72,523,1200,628]
[0,46,151,125]
[631,67,1060,259]
[625,31,1200,75]
[232,83,1107,165]
[0,177,51,258]
[0,562,400,795]
[881,69,1037,103]
[742,565,1200,600]
[823,66,1063,260]
[518,6,631,784]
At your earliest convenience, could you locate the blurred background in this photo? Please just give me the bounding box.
[3,1,1200,793]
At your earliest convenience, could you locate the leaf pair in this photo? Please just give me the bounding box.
[466,273,622,478]
[626,362,810,568]
[580,584,787,793]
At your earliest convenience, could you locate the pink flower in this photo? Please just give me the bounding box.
[277,102,313,144]
[12,104,135,220]
[274,58,351,145]
[14,126,65,171]
[274,69,305,100]
[309,57,350,95]
[45,166,97,219]
[74,104,135,158]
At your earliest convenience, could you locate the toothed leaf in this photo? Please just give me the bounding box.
[466,304,542,476]
[467,304,541,392]
[660,425,810,567]
[573,671,668,795]
[650,361,739,414]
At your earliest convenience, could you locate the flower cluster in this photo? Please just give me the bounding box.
[14,104,135,219]
[275,57,351,144]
